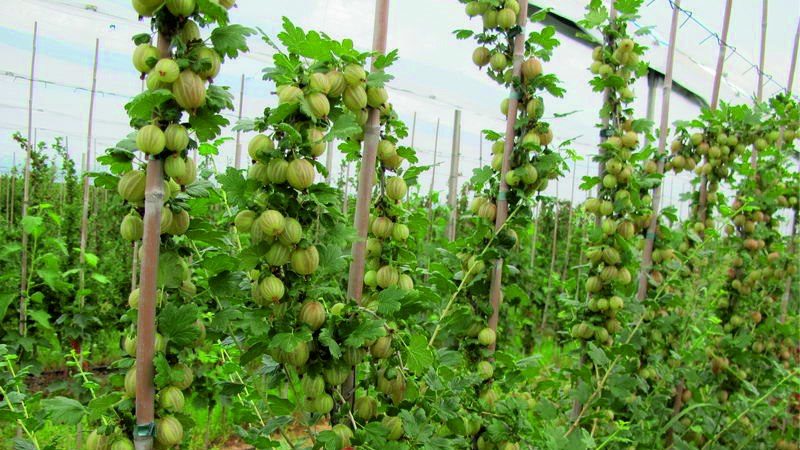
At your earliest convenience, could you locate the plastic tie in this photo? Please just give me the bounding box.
[135,423,156,437]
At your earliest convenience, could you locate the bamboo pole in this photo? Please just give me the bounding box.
[487,1,528,354]
[446,110,461,241]
[19,21,38,337]
[325,141,335,184]
[698,0,733,228]
[78,39,100,311]
[345,0,390,304]
[134,33,170,450]
[234,74,245,169]
[637,0,680,302]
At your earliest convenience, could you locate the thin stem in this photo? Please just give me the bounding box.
[428,202,525,346]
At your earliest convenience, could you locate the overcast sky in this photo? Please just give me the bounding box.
[0,0,798,222]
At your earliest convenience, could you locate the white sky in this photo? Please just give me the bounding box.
[0,0,798,227]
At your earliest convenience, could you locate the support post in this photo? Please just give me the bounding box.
[446,110,461,241]
[234,74,245,169]
[780,17,800,322]
[325,141,335,184]
[637,0,680,302]
[78,39,100,310]
[410,111,417,148]
[699,0,733,228]
[345,0,391,304]
[19,21,38,337]
[560,161,578,280]
[487,1,528,354]
[133,33,170,450]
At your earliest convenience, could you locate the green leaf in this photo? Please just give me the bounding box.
[373,49,399,70]
[453,29,474,40]
[157,252,184,289]
[132,33,152,45]
[269,329,313,352]
[326,112,361,141]
[0,292,15,323]
[190,106,230,142]
[211,25,256,59]
[28,310,52,330]
[344,318,386,348]
[366,71,394,88]
[158,303,200,348]
[41,397,86,425]
[125,89,173,121]
[21,216,44,238]
[404,334,434,375]
[318,327,341,359]
[587,342,609,366]
[87,393,122,422]
[373,287,405,315]
[197,0,229,25]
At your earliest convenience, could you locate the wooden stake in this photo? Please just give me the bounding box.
[487,1,528,354]
[78,39,100,310]
[698,0,733,229]
[342,162,351,214]
[541,183,560,329]
[560,161,578,280]
[780,17,800,322]
[325,141,335,184]
[479,135,483,168]
[134,33,170,450]
[345,0,390,304]
[710,0,733,110]
[756,1,768,103]
[427,118,441,201]
[19,21,38,337]
[131,242,138,291]
[445,110,461,241]
[637,0,680,302]
[789,18,800,94]
[410,111,417,148]
[234,74,245,169]
[9,153,16,227]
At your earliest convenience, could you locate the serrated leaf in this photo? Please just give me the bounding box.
[318,327,341,359]
[343,319,386,348]
[125,90,173,121]
[41,397,86,425]
[211,25,256,59]
[404,334,434,375]
[158,303,200,348]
